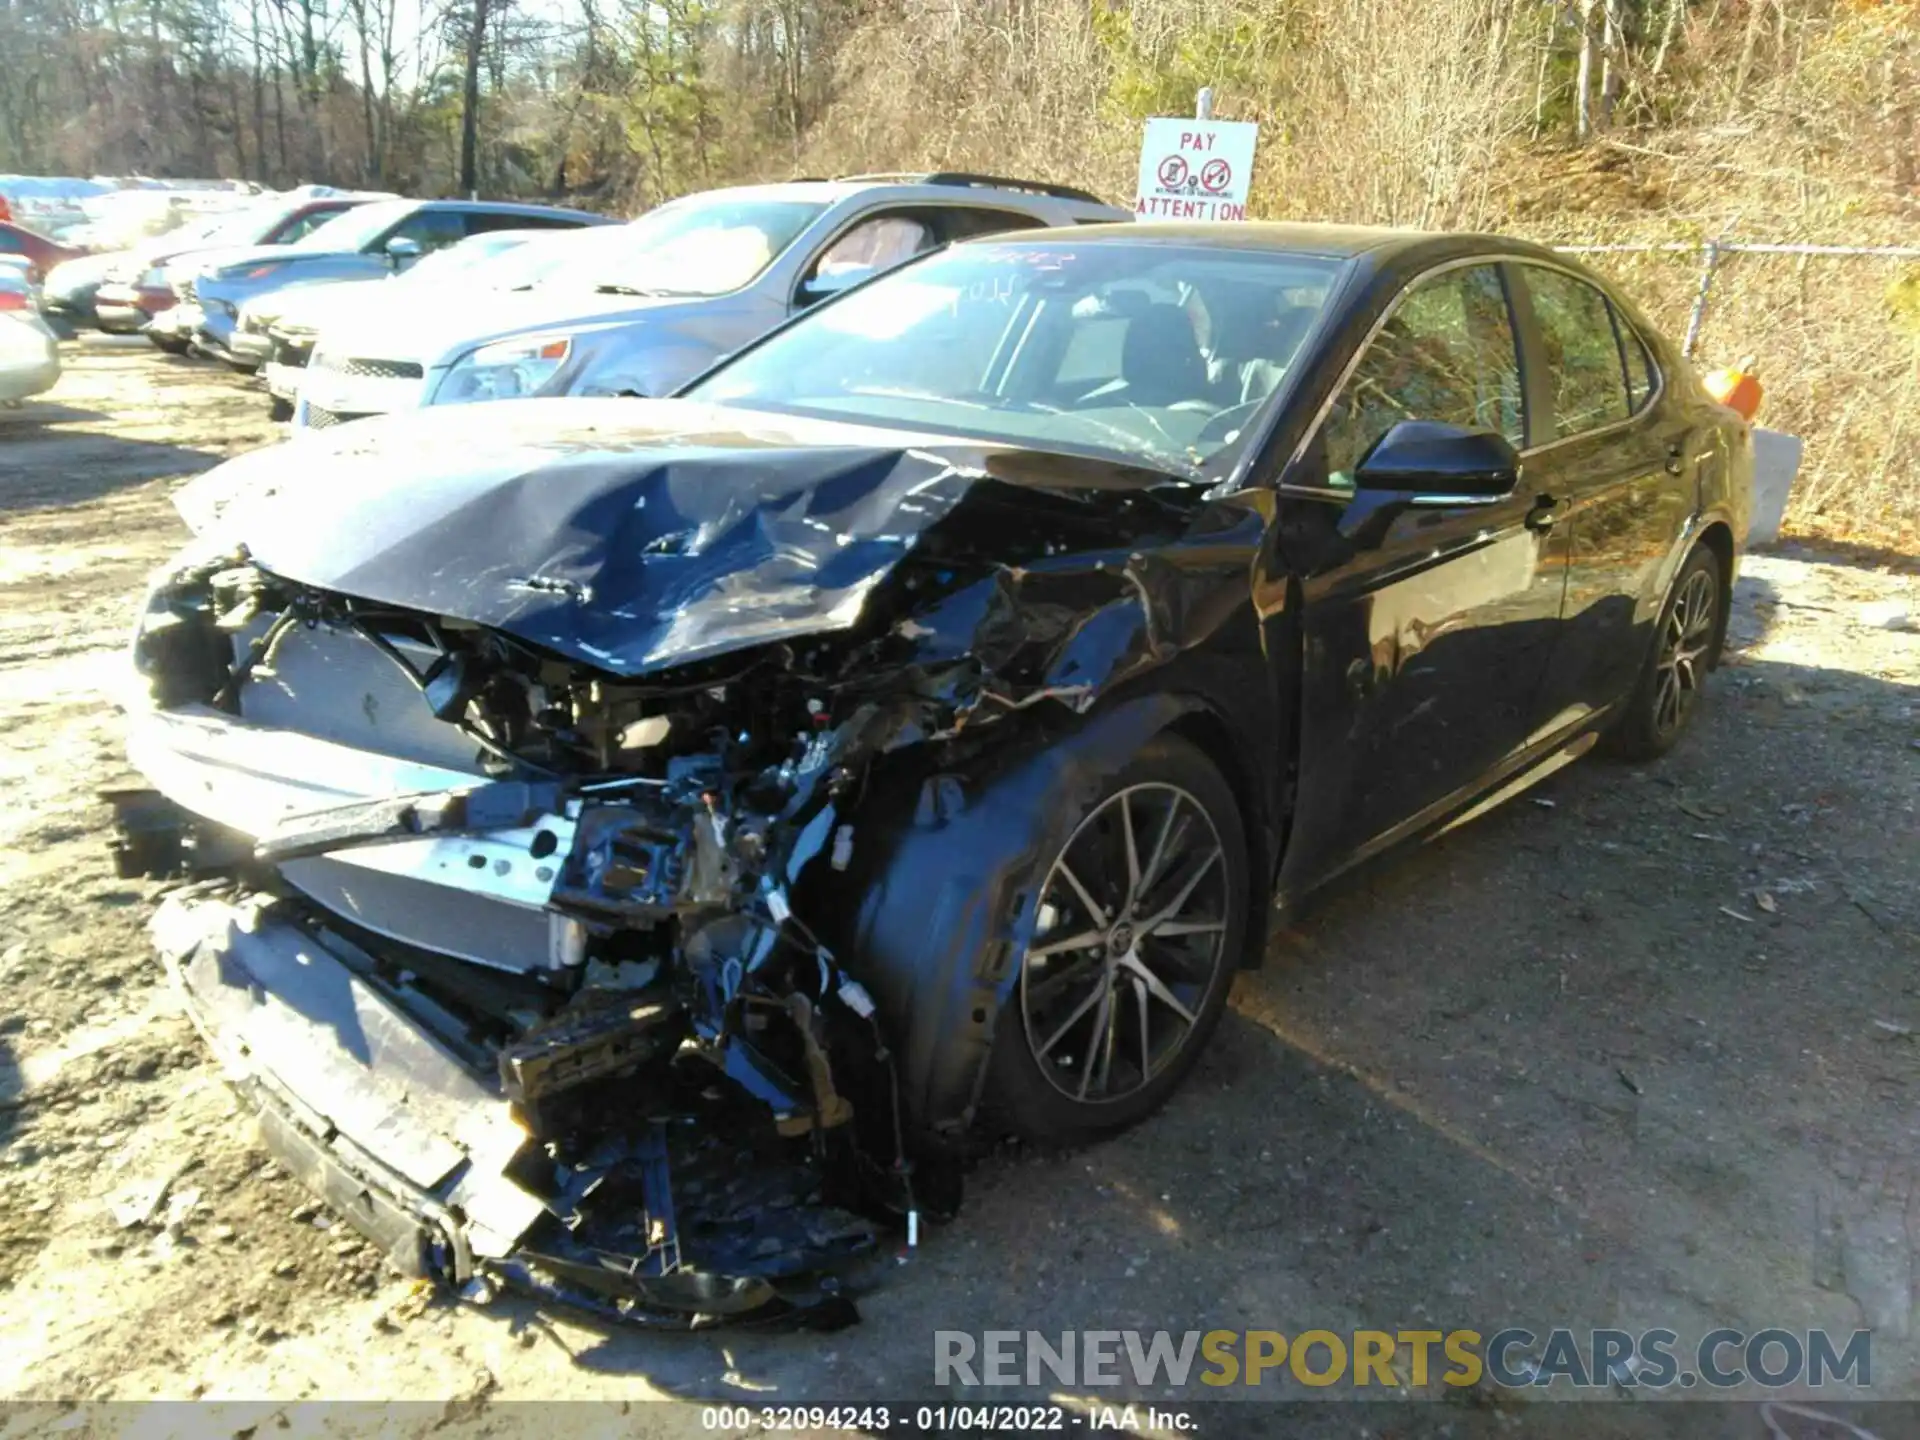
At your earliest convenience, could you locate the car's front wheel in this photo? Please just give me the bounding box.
[986,733,1247,1145]
[1607,543,1724,760]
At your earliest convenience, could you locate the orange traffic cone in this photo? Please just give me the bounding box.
[1703,354,1763,421]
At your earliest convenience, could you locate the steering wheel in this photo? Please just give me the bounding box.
[1196,400,1263,448]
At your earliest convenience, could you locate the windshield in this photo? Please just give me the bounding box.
[194,203,302,249]
[291,201,411,254]
[398,232,547,287]
[689,241,1343,475]
[453,229,607,289]
[163,212,249,248]
[556,197,826,298]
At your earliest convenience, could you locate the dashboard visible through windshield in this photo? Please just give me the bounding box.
[689,241,1343,476]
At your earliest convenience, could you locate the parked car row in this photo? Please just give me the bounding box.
[50,173,1127,428]
[110,194,1754,1332]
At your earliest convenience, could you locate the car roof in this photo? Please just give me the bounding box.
[354,197,608,222]
[1046,220,1430,255]
[972,219,1571,265]
[665,175,1127,218]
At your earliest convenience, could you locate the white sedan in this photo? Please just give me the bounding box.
[0,310,61,403]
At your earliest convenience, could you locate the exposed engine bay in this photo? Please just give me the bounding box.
[115,555,978,1328]
[107,405,1251,1328]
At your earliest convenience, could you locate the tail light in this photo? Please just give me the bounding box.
[0,291,28,312]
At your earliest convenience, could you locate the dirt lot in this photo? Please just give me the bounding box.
[1,342,1916,1423]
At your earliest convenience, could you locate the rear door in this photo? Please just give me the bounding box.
[1281,260,1570,877]
[1513,263,1693,733]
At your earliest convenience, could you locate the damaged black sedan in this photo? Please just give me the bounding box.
[111,223,1752,1328]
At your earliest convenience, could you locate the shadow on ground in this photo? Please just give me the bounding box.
[0,426,220,512]
[0,401,107,428]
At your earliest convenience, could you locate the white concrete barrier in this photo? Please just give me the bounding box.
[1748,427,1802,548]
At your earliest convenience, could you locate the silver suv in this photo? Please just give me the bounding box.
[292,174,1128,429]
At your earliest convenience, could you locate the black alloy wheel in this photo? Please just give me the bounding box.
[988,734,1247,1143]
[1608,543,1724,760]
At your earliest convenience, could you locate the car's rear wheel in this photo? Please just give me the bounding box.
[1606,543,1723,760]
[149,333,188,355]
[986,734,1247,1145]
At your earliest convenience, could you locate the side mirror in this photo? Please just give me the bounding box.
[1354,420,1519,501]
[384,236,423,266]
[796,266,870,309]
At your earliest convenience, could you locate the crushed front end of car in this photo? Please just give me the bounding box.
[107,400,1256,1329]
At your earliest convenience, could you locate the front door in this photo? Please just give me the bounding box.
[1280,261,1571,884]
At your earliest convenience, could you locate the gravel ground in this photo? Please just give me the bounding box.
[0,341,1915,1429]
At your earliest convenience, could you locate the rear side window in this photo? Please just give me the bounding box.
[1523,265,1632,438]
[1615,310,1658,413]
[941,207,1047,243]
[379,208,468,253]
[468,210,584,233]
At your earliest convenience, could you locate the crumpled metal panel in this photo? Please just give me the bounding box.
[174,397,1198,677]
[155,890,511,1191]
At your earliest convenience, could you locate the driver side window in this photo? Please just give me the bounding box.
[1321,264,1525,489]
[801,214,934,300]
[382,209,467,255]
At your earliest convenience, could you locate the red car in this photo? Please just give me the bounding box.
[91,196,371,337]
[0,220,85,285]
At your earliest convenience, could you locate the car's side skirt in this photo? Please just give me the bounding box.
[1298,704,1617,901]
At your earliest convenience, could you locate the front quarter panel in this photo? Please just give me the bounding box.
[568,296,785,399]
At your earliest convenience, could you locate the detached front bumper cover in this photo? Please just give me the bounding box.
[150,883,881,1330]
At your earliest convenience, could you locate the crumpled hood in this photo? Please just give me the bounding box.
[315,288,711,367]
[173,399,1191,676]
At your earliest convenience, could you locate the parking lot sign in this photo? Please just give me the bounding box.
[1135,116,1258,221]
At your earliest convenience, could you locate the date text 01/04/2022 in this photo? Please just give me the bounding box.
[698,1405,1196,1432]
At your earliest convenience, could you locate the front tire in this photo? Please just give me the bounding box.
[1606,543,1723,760]
[267,395,294,422]
[985,733,1247,1145]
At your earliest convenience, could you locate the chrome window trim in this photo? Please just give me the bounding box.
[1275,253,1669,504]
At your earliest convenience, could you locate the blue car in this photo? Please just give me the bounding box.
[177,198,612,367]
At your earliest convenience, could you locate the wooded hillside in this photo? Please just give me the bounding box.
[3,0,1916,545]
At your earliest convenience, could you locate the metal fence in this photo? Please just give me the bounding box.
[1552,240,1920,358]
[1540,239,1920,545]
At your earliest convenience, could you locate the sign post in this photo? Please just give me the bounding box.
[1134,96,1256,222]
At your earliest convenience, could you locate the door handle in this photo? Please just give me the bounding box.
[1524,495,1563,533]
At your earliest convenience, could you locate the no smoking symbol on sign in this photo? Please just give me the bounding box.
[1201,158,1232,193]
[1157,154,1190,189]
